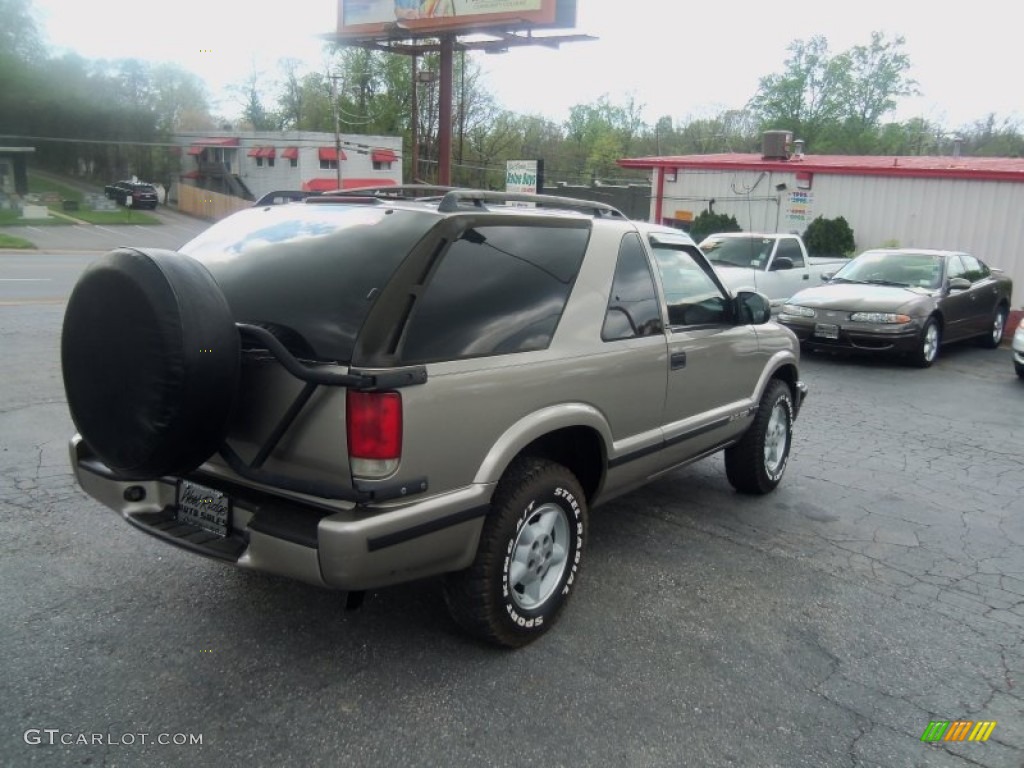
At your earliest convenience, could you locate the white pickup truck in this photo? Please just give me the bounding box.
[698,233,848,306]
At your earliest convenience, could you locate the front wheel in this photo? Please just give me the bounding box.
[909,318,940,367]
[978,306,1007,349]
[725,380,793,495]
[443,457,587,647]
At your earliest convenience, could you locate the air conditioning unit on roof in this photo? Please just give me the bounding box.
[762,131,792,160]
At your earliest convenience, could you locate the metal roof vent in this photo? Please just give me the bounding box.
[762,130,792,160]
[793,139,805,159]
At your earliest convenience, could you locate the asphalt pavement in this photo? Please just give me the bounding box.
[2,256,1022,768]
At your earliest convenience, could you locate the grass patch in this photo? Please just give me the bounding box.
[70,209,161,225]
[0,233,36,249]
[0,209,72,226]
[27,172,84,202]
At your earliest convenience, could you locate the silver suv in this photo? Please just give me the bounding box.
[62,188,807,646]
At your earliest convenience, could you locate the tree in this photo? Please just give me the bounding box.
[748,36,849,149]
[0,0,44,62]
[748,33,916,153]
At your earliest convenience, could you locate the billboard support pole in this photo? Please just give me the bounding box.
[438,34,454,186]
[410,55,419,183]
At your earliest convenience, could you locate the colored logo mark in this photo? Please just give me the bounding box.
[920,720,996,742]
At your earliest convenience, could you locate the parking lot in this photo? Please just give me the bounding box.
[2,253,1022,767]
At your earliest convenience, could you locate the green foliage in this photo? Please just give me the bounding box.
[69,210,160,225]
[748,32,916,152]
[690,211,741,243]
[0,232,36,248]
[803,215,856,257]
[28,174,83,201]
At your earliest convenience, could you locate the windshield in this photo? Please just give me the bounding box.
[832,251,944,289]
[700,237,774,268]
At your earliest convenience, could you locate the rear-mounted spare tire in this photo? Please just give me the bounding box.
[61,247,240,479]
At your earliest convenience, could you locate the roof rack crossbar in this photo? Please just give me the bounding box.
[307,184,463,201]
[436,190,627,218]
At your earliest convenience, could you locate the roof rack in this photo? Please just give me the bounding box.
[307,184,462,201]
[436,190,627,219]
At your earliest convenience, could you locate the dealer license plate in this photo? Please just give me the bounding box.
[176,480,230,537]
[814,323,840,340]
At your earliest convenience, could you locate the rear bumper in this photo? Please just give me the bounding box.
[70,435,491,591]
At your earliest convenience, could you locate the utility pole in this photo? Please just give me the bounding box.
[328,72,343,189]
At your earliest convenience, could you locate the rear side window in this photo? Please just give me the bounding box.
[959,254,990,282]
[776,238,804,268]
[603,233,662,341]
[400,224,589,363]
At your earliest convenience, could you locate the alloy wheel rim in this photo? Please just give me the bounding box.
[923,324,938,361]
[763,402,790,475]
[993,312,1005,344]
[507,503,570,611]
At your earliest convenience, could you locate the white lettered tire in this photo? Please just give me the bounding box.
[443,457,587,647]
[724,379,794,495]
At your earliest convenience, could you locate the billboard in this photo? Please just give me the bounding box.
[337,0,564,38]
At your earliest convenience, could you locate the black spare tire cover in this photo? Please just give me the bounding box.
[61,247,240,479]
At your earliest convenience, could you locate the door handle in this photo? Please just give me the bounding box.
[670,351,687,369]
[802,274,809,280]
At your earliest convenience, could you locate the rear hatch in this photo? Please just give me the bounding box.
[179,202,440,501]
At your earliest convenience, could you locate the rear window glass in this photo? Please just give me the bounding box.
[180,204,438,362]
[136,185,156,193]
[399,224,590,363]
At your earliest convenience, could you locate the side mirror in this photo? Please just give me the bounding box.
[821,272,834,282]
[948,277,971,291]
[734,291,771,325]
[771,256,794,271]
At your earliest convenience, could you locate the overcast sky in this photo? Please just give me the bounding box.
[29,0,1021,134]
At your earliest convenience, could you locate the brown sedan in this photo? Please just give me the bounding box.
[777,249,1013,367]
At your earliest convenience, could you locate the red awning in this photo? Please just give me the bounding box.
[261,147,276,159]
[247,147,262,157]
[371,149,397,163]
[196,137,240,147]
[302,178,339,192]
[318,147,346,162]
[282,147,299,160]
[302,178,397,192]
[187,146,203,156]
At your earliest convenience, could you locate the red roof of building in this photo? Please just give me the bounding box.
[618,153,1024,183]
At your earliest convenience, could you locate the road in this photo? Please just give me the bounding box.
[2,254,1023,768]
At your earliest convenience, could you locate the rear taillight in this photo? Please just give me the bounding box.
[346,391,402,478]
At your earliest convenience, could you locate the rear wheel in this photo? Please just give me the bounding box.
[978,306,1007,349]
[909,318,940,367]
[725,380,793,495]
[443,457,587,647]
